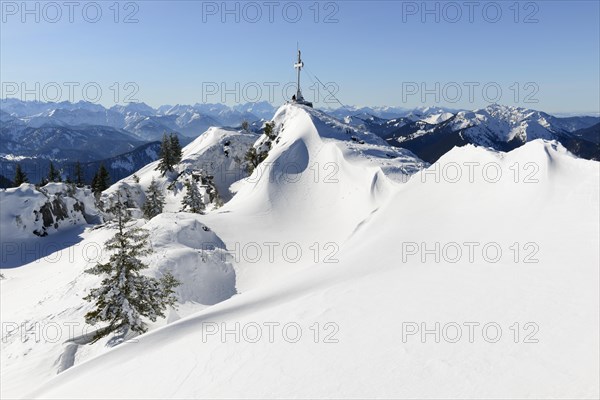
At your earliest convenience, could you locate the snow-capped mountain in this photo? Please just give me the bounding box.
[232,101,277,120]
[0,124,144,161]
[343,113,414,137]
[0,104,426,397]
[450,104,597,144]
[0,98,106,116]
[383,104,600,162]
[24,108,125,128]
[1,99,265,142]
[110,102,156,116]
[327,105,459,121]
[2,104,597,399]
[2,99,598,189]
[122,114,181,140]
[162,103,260,134]
[172,110,222,137]
[0,100,268,184]
[339,106,464,138]
[101,125,260,213]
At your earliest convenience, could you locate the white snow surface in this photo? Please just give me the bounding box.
[0,183,98,241]
[421,112,454,125]
[452,104,567,145]
[1,104,598,399]
[0,213,236,398]
[100,126,259,215]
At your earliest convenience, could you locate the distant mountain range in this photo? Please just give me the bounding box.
[1,99,598,187]
[0,98,276,141]
[0,142,161,189]
[342,104,599,162]
[0,99,277,185]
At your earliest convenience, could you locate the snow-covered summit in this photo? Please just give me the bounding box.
[26,137,600,399]
[223,103,425,239]
[2,101,599,399]
[452,103,591,144]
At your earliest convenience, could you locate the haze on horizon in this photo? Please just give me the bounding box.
[1,1,599,114]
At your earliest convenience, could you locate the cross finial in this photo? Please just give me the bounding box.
[294,49,304,101]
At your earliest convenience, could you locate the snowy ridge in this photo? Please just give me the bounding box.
[381,104,600,163]
[27,137,600,399]
[451,104,557,144]
[1,104,598,399]
[0,212,236,397]
[102,126,259,213]
[210,104,425,289]
[0,126,260,397]
[0,183,99,241]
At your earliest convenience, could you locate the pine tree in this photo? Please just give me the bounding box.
[244,147,269,174]
[48,162,61,182]
[13,164,28,186]
[241,120,249,131]
[264,121,276,140]
[92,164,110,195]
[74,161,84,187]
[169,133,182,165]
[156,133,172,176]
[142,178,165,219]
[181,179,205,214]
[91,173,98,193]
[157,133,183,176]
[84,195,179,342]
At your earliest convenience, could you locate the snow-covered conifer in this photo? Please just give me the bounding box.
[181,179,205,214]
[84,194,179,342]
[142,178,165,219]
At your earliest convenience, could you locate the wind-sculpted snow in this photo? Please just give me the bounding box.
[0,126,257,397]
[144,214,236,305]
[215,105,426,290]
[101,127,259,215]
[0,183,99,241]
[226,104,424,215]
[27,132,600,399]
[2,104,598,399]
[0,212,236,398]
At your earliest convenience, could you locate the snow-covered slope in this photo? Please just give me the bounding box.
[0,123,252,394]
[385,104,600,163]
[204,104,425,289]
[0,183,99,241]
[101,126,259,214]
[27,134,599,399]
[450,104,559,144]
[0,213,236,397]
[2,104,598,399]
[421,111,454,125]
[232,101,277,120]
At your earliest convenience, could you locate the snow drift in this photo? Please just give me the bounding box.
[2,104,598,399]
[0,183,98,240]
[29,133,599,399]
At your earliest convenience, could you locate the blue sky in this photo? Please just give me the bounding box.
[1,0,599,114]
